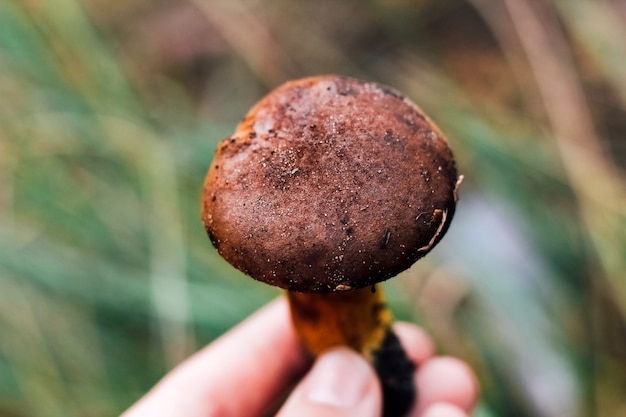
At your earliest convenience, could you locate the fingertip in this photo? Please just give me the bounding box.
[393,322,436,365]
[277,347,381,417]
[421,403,470,417]
[415,356,479,414]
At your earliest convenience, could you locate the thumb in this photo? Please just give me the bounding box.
[277,347,382,417]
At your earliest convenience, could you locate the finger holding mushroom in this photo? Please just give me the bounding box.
[202,75,460,417]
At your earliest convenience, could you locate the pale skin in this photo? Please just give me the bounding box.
[122,297,478,417]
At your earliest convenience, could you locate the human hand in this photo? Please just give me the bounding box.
[122,297,478,417]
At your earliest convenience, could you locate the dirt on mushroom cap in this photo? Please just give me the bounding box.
[202,75,458,293]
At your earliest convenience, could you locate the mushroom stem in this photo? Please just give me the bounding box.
[287,285,415,417]
[287,286,390,358]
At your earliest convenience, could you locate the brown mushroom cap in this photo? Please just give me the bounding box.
[202,75,459,293]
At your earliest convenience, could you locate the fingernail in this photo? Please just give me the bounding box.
[304,348,372,408]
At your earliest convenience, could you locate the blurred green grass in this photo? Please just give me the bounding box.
[1,0,625,416]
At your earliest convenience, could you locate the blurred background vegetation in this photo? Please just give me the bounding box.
[1,0,625,416]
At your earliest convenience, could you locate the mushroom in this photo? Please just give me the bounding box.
[202,75,460,416]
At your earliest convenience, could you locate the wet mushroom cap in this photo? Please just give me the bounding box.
[202,75,459,293]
